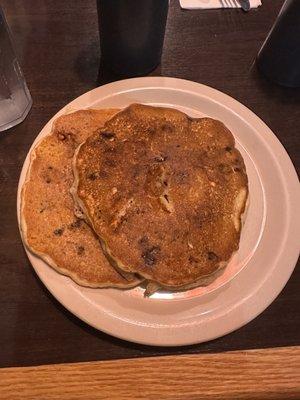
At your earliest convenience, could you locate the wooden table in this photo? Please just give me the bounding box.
[0,0,299,398]
[1,347,299,399]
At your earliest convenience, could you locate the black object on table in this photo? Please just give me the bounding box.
[257,0,300,87]
[97,0,169,77]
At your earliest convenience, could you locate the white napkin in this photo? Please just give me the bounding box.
[180,0,262,9]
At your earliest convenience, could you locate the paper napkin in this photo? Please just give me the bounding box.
[179,0,262,9]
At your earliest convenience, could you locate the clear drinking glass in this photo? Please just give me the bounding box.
[0,7,32,132]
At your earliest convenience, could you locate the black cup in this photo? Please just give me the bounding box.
[97,0,169,77]
[257,0,300,88]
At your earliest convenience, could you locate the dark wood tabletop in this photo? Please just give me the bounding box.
[0,0,299,369]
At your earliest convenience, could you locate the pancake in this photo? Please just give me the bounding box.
[73,104,248,290]
[21,109,140,288]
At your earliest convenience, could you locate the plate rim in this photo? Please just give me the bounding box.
[17,77,300,346]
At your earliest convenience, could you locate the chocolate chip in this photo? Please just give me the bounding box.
[101,131,115,140]
[77,246,85,255]
[234,166,241,172]
[69,219,82,229]
[142,246,160,266]
[54,228,64,236]
[163,194,170,203]
[208,251,218,261]
[46,177,51,183]
[225,146,232,152]
[48,166,53,170]
[154,155,167,162]
[88,172,98,181]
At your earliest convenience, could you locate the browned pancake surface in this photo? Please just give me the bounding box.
[21,109,139,288]
[74,104,248,288]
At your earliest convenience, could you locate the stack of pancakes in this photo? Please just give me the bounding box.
[21,104,248,294]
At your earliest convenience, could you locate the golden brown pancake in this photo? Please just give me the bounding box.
[74,104,248,289]
[21,109,140,288]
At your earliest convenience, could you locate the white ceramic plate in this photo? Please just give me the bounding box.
[17,77,300,346]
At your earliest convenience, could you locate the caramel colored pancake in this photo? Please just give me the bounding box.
[21,109,140,288]
[74,104,248,289]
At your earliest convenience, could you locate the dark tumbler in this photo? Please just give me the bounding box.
[256,0,300,88]
[97,0,169,77]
